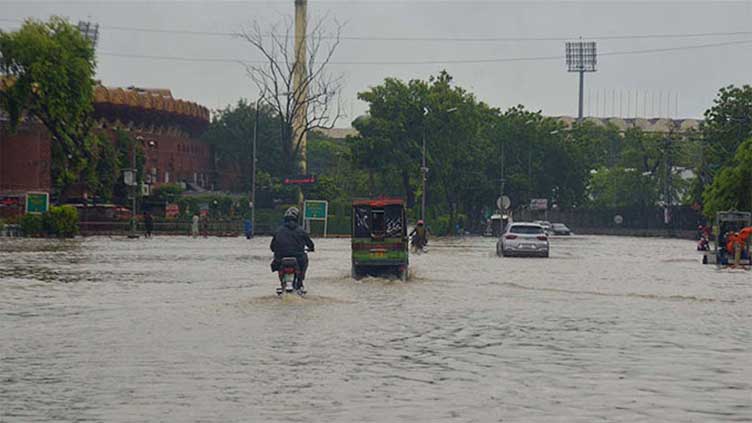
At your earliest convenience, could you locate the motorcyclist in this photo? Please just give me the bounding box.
[270,207,315,287]
[409,220,428,250]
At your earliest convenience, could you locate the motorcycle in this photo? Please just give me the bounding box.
[697,237,710,251]
[275,257,305,295]
[410,235,427,253]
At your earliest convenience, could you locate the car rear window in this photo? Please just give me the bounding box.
[510,225,544,234]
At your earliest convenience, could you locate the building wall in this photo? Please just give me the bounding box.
[110,127,214,190]
[0,121,214,199]
[0,121,51,194]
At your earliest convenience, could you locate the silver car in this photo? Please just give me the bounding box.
[497,222,550,258]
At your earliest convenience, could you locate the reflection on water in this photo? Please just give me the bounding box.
[1,235,750,422]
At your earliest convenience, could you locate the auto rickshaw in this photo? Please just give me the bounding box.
[351,198,409,280]
[703,211,752,266]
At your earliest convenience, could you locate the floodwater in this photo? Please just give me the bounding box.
[1,235,750,422]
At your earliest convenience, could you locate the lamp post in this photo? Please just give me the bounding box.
[251,96,262,238]
[128,136,143,239]
[421,109,428,222]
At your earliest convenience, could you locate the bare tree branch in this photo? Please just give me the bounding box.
[237,15,345,172]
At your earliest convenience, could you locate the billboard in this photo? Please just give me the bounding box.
[283,175,317,185]
[529,198,548,211]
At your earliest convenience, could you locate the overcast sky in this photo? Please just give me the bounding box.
[2,0,751,126]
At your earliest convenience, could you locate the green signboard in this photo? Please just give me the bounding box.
[26,192,49,214]
[304,200,328,220]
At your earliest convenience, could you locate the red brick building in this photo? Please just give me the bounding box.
[0,85,214,213]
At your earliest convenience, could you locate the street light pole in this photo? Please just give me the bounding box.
[421,124,427,222]
[500,139,505,203]
[129,137,141,239]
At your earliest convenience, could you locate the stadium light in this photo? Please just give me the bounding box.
[565,41,597,121]
[77,21,100,49]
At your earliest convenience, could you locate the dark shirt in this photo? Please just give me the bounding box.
[270,219,315,258]
[409,226,427,239]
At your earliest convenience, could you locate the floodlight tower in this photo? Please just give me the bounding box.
[77,21,100,49]
[565,41,597,121]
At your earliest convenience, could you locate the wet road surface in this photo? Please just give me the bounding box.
[1,235,750,422]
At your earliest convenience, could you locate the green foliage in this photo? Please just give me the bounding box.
[112,129,145,204]
[350,71,594,232]
[19,205,79,237]
[0,17,97,199]
[202,100,285,190]
[19,213,44,236]
[44,205,79,237]
[152,183,185,203]
[589,167,658,209]
[702,85,752,170]
[702,138,752,217]
[85,132,120,202]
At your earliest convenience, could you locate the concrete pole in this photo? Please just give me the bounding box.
[293,0,308,176]
[252,99,259,237]
[577,70,584,121]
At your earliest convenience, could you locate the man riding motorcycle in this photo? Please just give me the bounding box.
[409,220,428,251]
[270,207,315,289]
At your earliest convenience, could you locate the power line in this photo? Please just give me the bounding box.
[2,17,752,43]
[98,38,752,65]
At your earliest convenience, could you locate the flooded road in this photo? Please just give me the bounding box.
[1,235,750,422]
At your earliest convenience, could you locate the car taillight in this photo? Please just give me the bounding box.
[505,234,517,240]
[537,235,548,241]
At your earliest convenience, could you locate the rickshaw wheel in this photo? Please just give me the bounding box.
[351,266,362,280]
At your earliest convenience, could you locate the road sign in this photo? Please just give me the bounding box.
[283,175,317,185]
[25,192,49,214]
[497,195,511,210]
[614,215,624,225]
[530,198,548,210]
[304,200,328,219]
[303,200,328,236]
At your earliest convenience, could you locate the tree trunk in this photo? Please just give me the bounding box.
[401,170,415,208]
[446,193,456,237]
[368,169,375,197]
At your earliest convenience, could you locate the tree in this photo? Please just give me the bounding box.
[0,17,97,199]
[238,15,344,175]
[111,129,145,206]
[589,166,658,209]
[352,78,429,205]
[702,138,752,217]
[202,100,284,191]
[351,71,593,233]
[702,85,752,169]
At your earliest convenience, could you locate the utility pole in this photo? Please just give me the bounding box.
[293,0,308,209]
[293,0,308,175]
[251,98,260,238]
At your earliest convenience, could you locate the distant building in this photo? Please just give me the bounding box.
[0,85,214,212]
[317,116,703,141]
[554,116,702,133]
